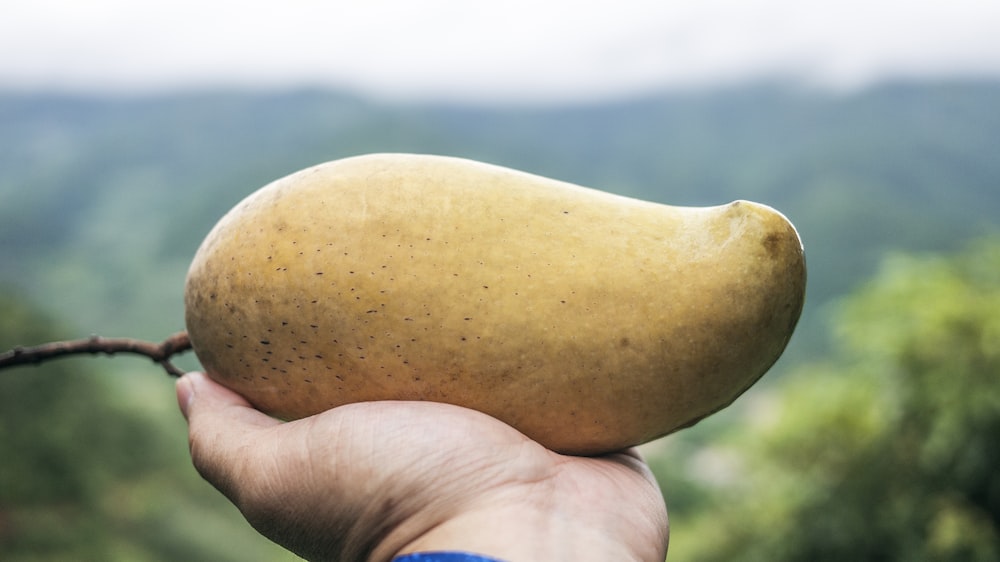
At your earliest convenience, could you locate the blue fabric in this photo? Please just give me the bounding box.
[392,552,505,562]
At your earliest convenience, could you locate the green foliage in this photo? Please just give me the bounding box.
[0,292,298,561]
[668,238,1000,561]
[1,81,998,559]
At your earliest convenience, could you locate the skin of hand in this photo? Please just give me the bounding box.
[176,371,669,562]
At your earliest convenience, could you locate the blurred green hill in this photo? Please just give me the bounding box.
[1,80,997,359]
[1,79,998,560]
[0,293,297,561]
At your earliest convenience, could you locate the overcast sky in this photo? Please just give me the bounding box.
[3,0,999,103]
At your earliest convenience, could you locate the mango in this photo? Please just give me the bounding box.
[184,153,806,455]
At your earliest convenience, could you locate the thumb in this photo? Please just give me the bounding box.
[176,372,280,497]
[177,371,242,418]
[176,371,276,428]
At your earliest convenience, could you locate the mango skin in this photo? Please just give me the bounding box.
[184,153,806,455]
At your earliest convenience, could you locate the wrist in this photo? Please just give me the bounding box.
[393,483,654,562]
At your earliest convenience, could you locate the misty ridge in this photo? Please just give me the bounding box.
[2,75,1000,562]
[0,78,998,366]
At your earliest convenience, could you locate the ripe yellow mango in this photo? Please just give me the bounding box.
[184,153,806,455]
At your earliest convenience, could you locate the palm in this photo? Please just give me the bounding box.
[181,374,668,561]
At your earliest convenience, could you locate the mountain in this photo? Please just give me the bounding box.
[1,80,998,365]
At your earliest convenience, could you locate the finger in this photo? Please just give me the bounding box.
[176,371,276,427]
[176,372,281,497]
[176,370,251,417]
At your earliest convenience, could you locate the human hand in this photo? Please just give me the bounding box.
[176,371,669,561]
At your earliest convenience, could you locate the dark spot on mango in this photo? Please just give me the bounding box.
[763,232,782,259]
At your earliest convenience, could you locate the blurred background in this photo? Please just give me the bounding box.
[1,1,998,560]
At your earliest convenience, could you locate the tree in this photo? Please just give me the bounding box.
[672,237,1000,561]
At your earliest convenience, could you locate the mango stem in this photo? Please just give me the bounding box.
[0,331,192,377]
